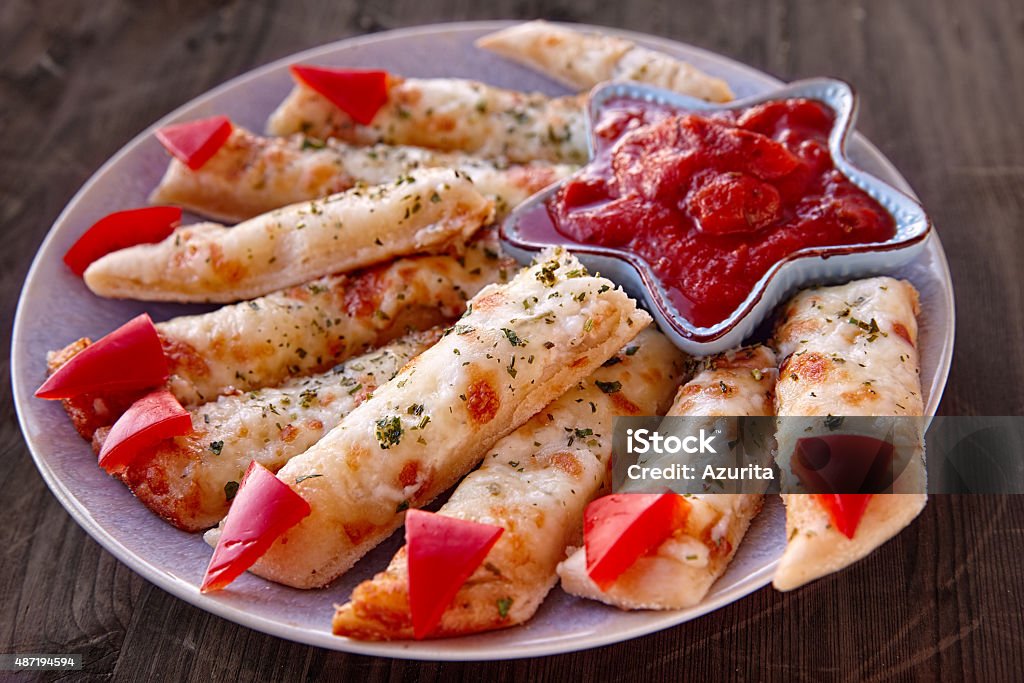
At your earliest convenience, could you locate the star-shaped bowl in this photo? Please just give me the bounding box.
[500,78,933,355]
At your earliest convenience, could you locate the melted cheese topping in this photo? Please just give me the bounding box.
[158,234,512,406]
[669,346,778,418]
[85,168,493,302]
[152,126,574,223]
[773,276,923,418]
[266,79,589,164]
[558,345,776,610]
[114,331,438,532]
[333,327,686,639]
[206,249,652,589]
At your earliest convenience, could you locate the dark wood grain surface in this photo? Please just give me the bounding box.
[2,1,1022,680]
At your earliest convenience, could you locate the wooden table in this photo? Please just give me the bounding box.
[2,1,1021,680]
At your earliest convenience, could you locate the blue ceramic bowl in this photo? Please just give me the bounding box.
[500,78,933,355]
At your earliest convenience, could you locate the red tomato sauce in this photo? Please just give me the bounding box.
[537,97,896,327]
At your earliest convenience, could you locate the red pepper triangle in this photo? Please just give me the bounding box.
[813,493,873,539]
[405,509,504,639]
[201,462,311,593]
[290,65,390,126]
[35,313,169,400]
[98,389,192,473]
[585,493,690,590]
[63,206,182,276]
[792,434,895,496]
[156,115,233,170]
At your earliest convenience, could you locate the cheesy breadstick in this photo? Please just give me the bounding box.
[267,75,589,164]
[772,277,926,590]
[85,168,493,303]
[152,125,573,223]
[477,21,733,103]
[557,345,777,609]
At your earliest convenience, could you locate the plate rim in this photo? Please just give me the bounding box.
[11,19,956,661]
